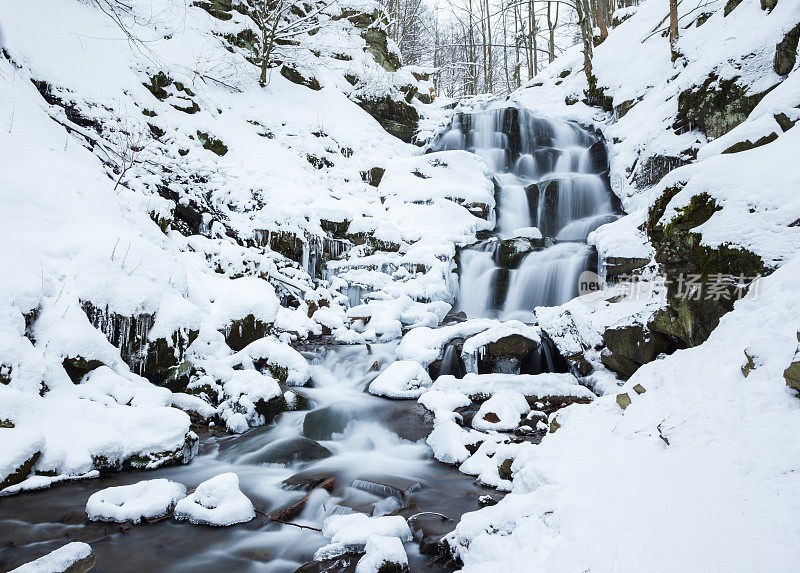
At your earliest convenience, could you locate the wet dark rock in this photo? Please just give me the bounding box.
[784,336,800,393]
[428,338,467,380]
[79,302,197,386]
[242,437,332,465]
[601,324,672,379]
[495,237,546,269]
[0,450,40,490]
[587,140,610,174]
[224,314,271,352]
[352,475,422,500]
[62,356,105,383]
[473,333,541,375]
[633,153,692,190]
[408,512,454,556]
[281,469,340,492]
[676,73,775,139]
[355,96,419,143]
[302,402,369,440]
[775,22,800,76]
[605,256,651,282]
[295,552,360,573]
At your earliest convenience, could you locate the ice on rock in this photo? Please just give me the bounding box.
[472,390,530,431]
[173,473,255,526]
[355,535,409,573]
[511,226,543,239]
[314,513,412,559]
[86,478,187,523]
[9,541,93,573]
[368,360,432,399]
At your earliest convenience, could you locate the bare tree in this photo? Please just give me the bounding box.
[110,124,153,192]
[234,0,335,86]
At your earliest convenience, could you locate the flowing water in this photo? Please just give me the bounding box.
[1,106,618,572]
[434,107,619,321]
[0,343,492,572]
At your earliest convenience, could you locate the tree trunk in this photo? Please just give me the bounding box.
[669,0,679,61]
[575,0,595,89]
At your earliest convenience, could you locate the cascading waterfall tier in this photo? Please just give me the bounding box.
[433,106,619,320]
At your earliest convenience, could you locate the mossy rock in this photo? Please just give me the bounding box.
[647,189,766,348]
[144,71,173,101]
[775,22,800,76]
[724,0,744,15]
[761,0,778,11]
[225,314,271,351]
[197,131,228,156]
[676,73,774,139]
[633,153,692,189]
[355,95,419,143]
[280,65,321,90]
[140,329,198,388]
[361,27,400,72]
[785,357,800,392]
[0,450,40,490]
[495,237,545,269]
[600,324,672,379]
[268,230,305,263]
[360,166,385,186]
[128,431,198,470]
[491,268,511,310]
[192,0,233,20]
[62,356,105,383]
[722,131,779,154]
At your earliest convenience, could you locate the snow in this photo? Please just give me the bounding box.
[471,390,530,432]
[430,373,595,401]
[355,535,408,573]
[9,542,93,573]
[0,428,44,489]
[368,360,432,399]
[86,478,187,523]
[461,321,541,356]
[173,472,255,526]
[418,389,471,413]
[315,513,413,560]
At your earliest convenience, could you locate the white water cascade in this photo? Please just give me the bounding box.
[435,106,619,320]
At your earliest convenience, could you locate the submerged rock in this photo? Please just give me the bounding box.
[241,437,332,465]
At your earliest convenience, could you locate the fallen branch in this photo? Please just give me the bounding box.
[254,508,323,532]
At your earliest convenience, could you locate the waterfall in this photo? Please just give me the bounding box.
[435,106,619,319]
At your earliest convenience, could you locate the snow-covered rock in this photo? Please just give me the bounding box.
[368,360,432,399]
[86,478,187,523]
[173,473,255,526]
[9,542,94,573]
[355,535,409,573]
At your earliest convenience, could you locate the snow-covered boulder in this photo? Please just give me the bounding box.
[0,428,44,491]
[368,360,432,399]
[472,390,531,432]
[173,472,255,526]
[356,535,409,573]
[9,542,94,573]
[86,478,187,523]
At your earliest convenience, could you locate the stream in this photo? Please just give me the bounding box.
[0,343,492,572]
[0,105,617,572]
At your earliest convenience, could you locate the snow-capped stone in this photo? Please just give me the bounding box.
[9,542,94,573]
[368,360,432,399]
[86,479,187,523]
[173,473,255,526]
